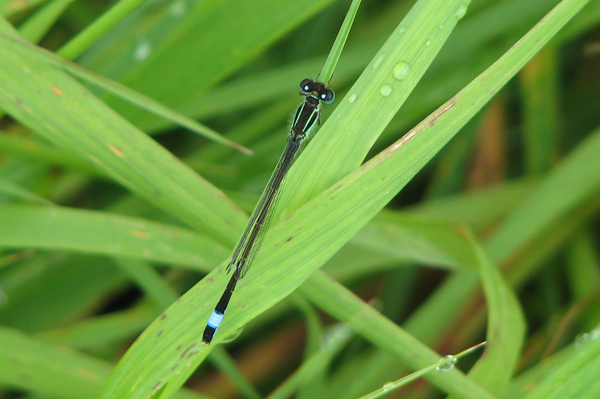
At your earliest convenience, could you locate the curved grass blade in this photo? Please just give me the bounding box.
[0,20,248,245]
[0,33,252,154]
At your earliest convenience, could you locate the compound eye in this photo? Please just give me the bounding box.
[323,88,335,104]
[300,79,313,93]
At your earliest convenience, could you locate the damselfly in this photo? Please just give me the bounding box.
[203,79,335,344]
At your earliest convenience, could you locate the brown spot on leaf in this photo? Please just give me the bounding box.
[109,145,123,156]
[180,343,197,358]
[132,230,150,238]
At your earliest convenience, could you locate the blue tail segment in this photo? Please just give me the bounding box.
[203,275,237,344]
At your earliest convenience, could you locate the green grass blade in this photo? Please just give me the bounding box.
[465,231,525,396]
[505,346,573,398]
[519,47,560,175]
[0,178,54,205]
[0,326,111,398]
[358,342,487,399]
[521,330,600,399]
[305,230,523,398]
[0,255,127,332]
[485,123,600,262]
[0,326,209,399]
[0,33,252,154]
[339,211,479,272]
[207,347,263,399]
[411,178,537,232]
[18,0,76,43]
[302,272,495,399]
[91,0,339,127]
[0,205,227,271]
[267,324,352,399]
[37,304,157,350]
[57,0,147,60]
[329,216,525,395]
[0,132,105,177]
[115,258,179,309]
[319,0,362,84]
[0,19,248,244]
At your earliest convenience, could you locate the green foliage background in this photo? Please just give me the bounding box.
[0,0,599,398]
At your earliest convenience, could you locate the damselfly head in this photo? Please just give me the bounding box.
[299,79,335,104]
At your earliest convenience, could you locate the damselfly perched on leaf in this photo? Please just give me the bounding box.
[203,79,334,344]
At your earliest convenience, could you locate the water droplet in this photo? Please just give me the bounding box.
[393,62,410,80]
[382,382,394,391]
[439,25,444,30]
[380,85,392,97]
[455,3,468,19]
[398,26,406,35]
[372,53,386,70]
[425,40,432,46]
[221,326,244,343]
[436,355,457,371]
[348,93,357,103]
[134,41,152,61]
